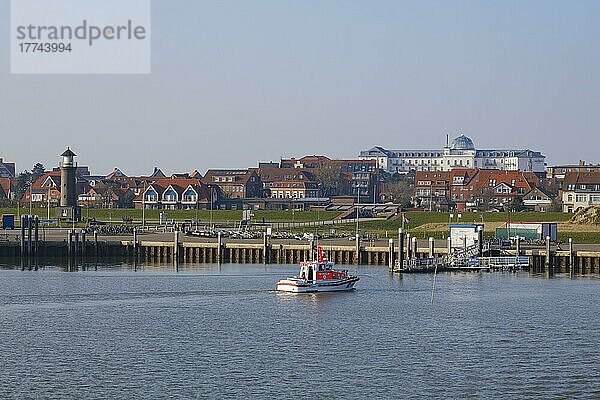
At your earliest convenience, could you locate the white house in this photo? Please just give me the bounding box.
[359,134,546,174]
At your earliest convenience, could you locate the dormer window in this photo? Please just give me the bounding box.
[145,188,158,202]
[163,188,177,202]
[183,188,197,202]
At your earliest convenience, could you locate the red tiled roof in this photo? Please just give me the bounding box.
[563,172,600,186]
[203,169,258,185]
[33,171,61,190]
[133,177,213,202]
[0,177,11,198]
[256,167,314,183]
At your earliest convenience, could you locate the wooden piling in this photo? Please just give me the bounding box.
[569,238,574,276]
[428,237,434,258]
[388,239,394,271]
[263,232,268,264]
[546,236,552,277]
[398,228,405,270]
[82,230,86,257]
[67,231,72,258]
[34,217,39,255]
[27,216,33,256]
[217,232,222,264]
[20,215,26,257]
[174,230,179,264]
[94,230,98,255]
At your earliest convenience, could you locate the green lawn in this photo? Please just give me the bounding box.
[356,211,570,232]
[4,207,600,242]
[0,208,339,225]
[557,232,600,244]
[0,208,572,227]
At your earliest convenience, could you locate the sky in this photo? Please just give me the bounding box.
[1,0,599,175]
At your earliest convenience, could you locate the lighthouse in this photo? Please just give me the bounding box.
[56,148,81,221]
[60,148,77,207]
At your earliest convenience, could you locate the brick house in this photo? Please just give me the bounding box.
[450,169,539,211]
[280,155,379,200]
[522,187,554,212]
[561,172,600,213]
[546,161,600,184]
[267,180,319,199]
[414,171,452,211]
[414,168,539,211]
[255,166,318,199]
[21,172,62,207]
[202,169,262,199]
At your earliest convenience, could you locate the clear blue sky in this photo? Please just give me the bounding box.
[1,0,599,174]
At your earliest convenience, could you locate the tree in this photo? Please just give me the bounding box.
[386,181,413,208]
[32,163,46,181]
[118,190,135,208]
[314,163,343,197]
[14,171,33,200]
[12,163,47,203]
[509,195,525,212]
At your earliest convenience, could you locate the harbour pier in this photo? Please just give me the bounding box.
[1,229,599,274]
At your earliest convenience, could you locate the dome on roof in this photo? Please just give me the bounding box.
[451,134,475,150]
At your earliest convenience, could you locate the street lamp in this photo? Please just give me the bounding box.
[142,181,146,227]
[195,190,198,226]
[29,178,33,216]
[355,182,360,238]
[210,185,214,230]
[429,182,433,212]
[47,187,51,221]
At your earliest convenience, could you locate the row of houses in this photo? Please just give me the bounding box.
[413,169,550,212]
[413,165,600,213]
[5,154,600,213]
[8,154,379,210]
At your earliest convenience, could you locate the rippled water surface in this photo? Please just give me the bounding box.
[0,263,599,399]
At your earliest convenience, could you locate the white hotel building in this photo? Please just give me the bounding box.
[359,135,546,174]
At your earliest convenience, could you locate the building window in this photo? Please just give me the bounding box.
[183,188,197,202]
[145,189,158,202]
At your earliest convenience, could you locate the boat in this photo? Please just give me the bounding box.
[275,246,359,293]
